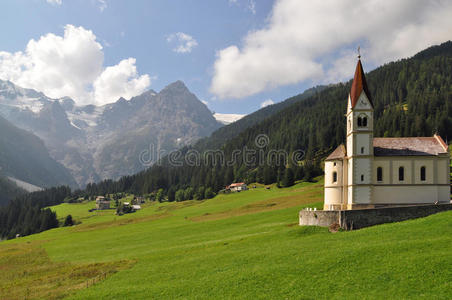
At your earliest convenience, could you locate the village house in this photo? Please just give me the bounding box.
[226,182,248,192]
[95,196,110,210]
[324,56,450,210]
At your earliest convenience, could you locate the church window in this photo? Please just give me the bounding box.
[377,167,383,182]
[332,172,337,183]
[399,167,404,181]
[361,147,364,154]
[361,174,364,181]
[420,166,426,181]
[333,162,336,166]
[357,114,367,128]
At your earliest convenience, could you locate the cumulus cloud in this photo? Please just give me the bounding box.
[260,99,274,108]
[167,32,198,53]
[0,25,151,105]
[211,0,452,99]
[94,58,150,104]
[46,0,62,5]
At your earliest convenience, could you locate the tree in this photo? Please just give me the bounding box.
[282,167,295,187]
[195,186,205,200]
[156,188,165,203]
[63,215,74,226]
[184,187,194,200]
[167,186,176,202]
[204,187,215,199]
[175,189,185,202]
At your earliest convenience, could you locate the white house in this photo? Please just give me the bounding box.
[227,182,248,192]
[324,57,450,210]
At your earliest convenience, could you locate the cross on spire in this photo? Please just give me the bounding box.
[358,46,361,59]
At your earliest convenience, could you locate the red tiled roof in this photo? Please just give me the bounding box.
[229,182,246,187]
[350,59,373,108]
[373,135,448,156]
[325,144,346,160]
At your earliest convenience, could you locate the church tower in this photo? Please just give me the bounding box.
[345,55,374,209]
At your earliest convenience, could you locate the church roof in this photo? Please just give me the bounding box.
[350,59,373,108]
[373,135,448,156]
[325,144,346,160]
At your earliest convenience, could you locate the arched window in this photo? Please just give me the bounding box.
[357,117,362,127]
[332,171,337,183]
[399,167,404,181]
[420,166,426,181]
[361,147,364,154]
[362,117,367,127]
[377,167,383,182]
[361,174,364,182]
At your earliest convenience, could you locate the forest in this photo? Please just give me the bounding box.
[0,186,71,239]
[1,42,451,239]
[78,42,452,201]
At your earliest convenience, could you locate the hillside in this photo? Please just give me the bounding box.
[196,85,326,150]
[0,80,221,186]
[81,41,452,198]
[0,180,451,299]
[0,115,77,194]
[0,174,26,206]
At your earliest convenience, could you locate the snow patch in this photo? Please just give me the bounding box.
[213,113,245,125]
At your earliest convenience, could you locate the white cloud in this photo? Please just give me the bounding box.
[211,0,452,99]
[97,0,107,12]
[0,25,151,105]
[167,32,198,53]
[260,99,274,108]
[46,0,62,5]
[94,58,151,104]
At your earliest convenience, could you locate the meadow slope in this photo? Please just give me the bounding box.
[0,179,451,299]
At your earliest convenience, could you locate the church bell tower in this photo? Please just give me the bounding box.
[345,54,374,209]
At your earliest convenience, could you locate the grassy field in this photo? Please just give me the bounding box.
[0,178,451,299]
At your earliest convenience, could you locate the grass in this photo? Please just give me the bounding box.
[1,177,451,299]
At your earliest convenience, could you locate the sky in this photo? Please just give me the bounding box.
[0,0,452,115]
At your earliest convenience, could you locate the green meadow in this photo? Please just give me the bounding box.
[0,178,451,299]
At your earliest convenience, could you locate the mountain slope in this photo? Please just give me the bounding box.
[0,80,221,186]
[0,115,77,192]
[196,85,326,150]
[80,41,452,198]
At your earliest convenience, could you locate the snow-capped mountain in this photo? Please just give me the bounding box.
[213,113,245,125]
[0,79,222,187]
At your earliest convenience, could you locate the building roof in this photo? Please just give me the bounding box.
[325,135,448,160]
[350,59,373,108]
[325,144,346,161]
[229,182,246,187]
[374,135,448,156]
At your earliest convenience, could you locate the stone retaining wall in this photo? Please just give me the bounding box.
[299,204,452,230]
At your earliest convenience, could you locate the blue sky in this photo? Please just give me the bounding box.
[1,0,451,115]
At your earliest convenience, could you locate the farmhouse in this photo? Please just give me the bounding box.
[227,182,248,192]
[95,196,110,210]
[324,57,450,210]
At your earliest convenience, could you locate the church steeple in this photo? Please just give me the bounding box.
[350,58,373,109]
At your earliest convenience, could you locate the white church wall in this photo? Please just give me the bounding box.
[437,157,449,184]
[356,133,371,155]
[353,186,372,204]
[438,186,450,203]
[373,186,439,204]
[414,159,434,184]
[373,159,390,184]
[392,160,413,184]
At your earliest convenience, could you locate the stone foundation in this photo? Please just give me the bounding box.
[299,204,452,230]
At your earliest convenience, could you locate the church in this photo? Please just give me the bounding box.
[324,57,450,210]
